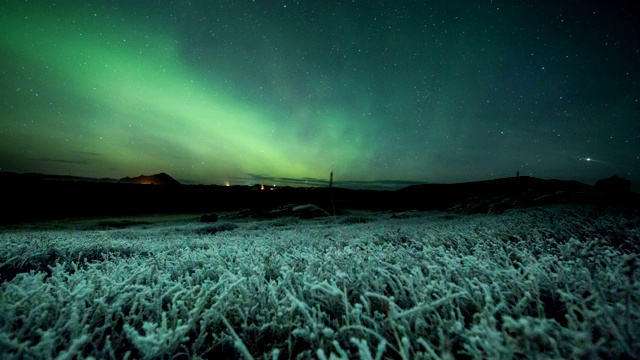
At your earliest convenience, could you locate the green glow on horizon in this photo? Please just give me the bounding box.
[0,2,374,184]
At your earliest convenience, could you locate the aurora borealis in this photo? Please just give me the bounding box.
[1,1,639,190]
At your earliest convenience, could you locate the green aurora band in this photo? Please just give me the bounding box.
[0,2,374,185]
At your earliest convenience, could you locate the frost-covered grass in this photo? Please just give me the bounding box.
[0,205,639,359]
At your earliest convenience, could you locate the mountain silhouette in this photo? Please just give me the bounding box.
[0,171,637,224]
[119,172,181,185]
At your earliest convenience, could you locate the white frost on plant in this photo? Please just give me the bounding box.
[0,204,638,358]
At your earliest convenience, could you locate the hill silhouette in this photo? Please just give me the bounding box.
[395,176,599,213]
[0,171,637,223]
[0,172,181,185]
[119,173,181,185]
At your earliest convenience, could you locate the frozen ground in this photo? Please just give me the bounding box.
[0,205,639,359]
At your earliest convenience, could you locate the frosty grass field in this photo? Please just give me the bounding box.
[1,204,639,359]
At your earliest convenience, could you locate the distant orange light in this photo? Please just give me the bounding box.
[225,181,230,187]
[261,184,265,190]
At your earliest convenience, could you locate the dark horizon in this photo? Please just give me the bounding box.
[2,169,636,193]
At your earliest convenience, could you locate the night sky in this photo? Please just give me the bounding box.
[1,1,639,190]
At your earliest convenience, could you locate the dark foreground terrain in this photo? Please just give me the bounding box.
[1,171,638,223]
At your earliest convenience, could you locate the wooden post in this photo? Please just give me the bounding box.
[329,171,336,217]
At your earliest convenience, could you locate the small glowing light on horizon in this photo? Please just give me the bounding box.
[225,181,230,187]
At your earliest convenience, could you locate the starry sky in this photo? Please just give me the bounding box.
[1,1,639,190]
